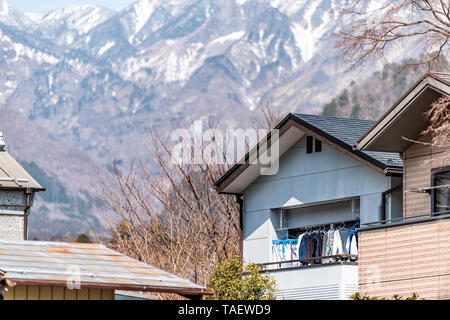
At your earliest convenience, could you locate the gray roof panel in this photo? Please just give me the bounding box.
[0,151,44,190]
[293,114,403,167]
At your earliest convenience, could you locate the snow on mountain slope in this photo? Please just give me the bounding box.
[28,5,115,46]
[0,0,421,237]
[0,0,26,27]
[36,5,115,34]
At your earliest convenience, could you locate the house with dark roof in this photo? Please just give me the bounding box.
[215,113,404,300]
[356,72,450,299]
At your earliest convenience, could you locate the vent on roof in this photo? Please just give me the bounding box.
[0,132,5,151]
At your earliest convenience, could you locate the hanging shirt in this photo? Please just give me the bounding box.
[313,232,323,264]
[323,230,334,263]
[290,242,299,267]
[332,230,347,255]
[272,243,283,263]
[338,229,349,254]
[346,232,358,260]
[305,233,315,261]
[298,233,308,261]
[324,230,334,256]
[322,232,328,257]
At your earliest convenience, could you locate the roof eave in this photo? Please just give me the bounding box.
[0,186,46,192]
[6,278,214,296]
[214,113,295,192]
[357,73,450,151]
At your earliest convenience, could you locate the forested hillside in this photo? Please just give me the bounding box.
[321,61,448,120]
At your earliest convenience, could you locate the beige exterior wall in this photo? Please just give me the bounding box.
[359,219,450,299]
[403,137,450,217]
[359,132,450,299]
[3,285,114,300]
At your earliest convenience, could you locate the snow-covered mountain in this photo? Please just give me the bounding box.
[0,0,414,238]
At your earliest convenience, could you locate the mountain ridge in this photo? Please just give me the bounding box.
[0,0,428,238]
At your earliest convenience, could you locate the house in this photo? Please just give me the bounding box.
[215,113,403,299]
[0,240,212,300]
[0,133,44,240]
[356,72,450,299]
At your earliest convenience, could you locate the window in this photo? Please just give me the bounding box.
[306,136,322,154]
[431,166,450,214]
[315,139,322,152]
[306,136,313,154]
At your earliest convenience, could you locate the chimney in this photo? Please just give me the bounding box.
[0,132,5,150]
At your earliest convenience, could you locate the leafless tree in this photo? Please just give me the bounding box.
[336,0,449,198]
[97,120,242,299]
[336,0,449,148]
[97,104,282,299]
[253,100,283,130]
[336,0,449,70]
[422,95,450,147]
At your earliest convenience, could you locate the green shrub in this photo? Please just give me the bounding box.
[207,256,277,300]
[76,233,92,243]
[352,292,421,300]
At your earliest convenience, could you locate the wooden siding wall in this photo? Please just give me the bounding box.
[403,137,450,217]
[359,219,450,299]
[3,285,114,300]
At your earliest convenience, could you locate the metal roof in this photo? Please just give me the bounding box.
[0,151,44,191]
[293,114,403,167]
[0,240,212,297]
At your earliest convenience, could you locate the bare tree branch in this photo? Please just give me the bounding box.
[335,0,449,70]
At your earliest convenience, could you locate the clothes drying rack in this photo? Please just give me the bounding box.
[274,217,360,244]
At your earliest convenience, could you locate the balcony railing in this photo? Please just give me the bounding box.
[361,210,450,229]
[257,254,358,272]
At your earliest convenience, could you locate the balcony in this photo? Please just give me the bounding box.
[257,255,358,300]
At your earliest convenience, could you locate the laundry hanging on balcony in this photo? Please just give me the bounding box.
[272,239,299,267]
[272,220,359,267]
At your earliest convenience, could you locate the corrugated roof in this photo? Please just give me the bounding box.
[293,114,403,167]
[0,151,44,190]
[0,240,211,296]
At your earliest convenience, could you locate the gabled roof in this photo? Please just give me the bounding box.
[0,151,44,191]
[0,240,212,297]
[293,114,403,167]
[215,113,403,194]
[357,72,450,152]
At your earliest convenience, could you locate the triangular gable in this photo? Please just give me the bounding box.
[357,72,450,152]
[215,114,403,194]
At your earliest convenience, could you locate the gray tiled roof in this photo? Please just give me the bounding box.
[293,113,403,167]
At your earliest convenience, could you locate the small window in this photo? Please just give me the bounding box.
[431,166,450,214]
[306,136,313,154]
[315,139,322,152]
